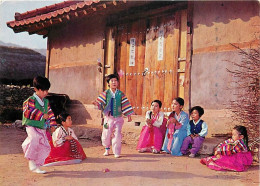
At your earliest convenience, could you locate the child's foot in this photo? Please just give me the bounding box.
[29,160,37,171]
[189,153,195,158]
[152,149,159,154]
[103,150,109,156]
[32,167,46,174]
[114,154,120,158]
[138,148,147,153]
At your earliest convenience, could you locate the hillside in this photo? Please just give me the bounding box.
[0,41,46,56]
[0,45,45,83]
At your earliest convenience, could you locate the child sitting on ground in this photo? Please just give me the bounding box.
[44,113,86,165]
[136,100,166,154]
[181,106,208,157]
[200,125,253,171]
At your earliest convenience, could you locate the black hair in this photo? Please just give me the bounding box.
[151,100,162,108]
[233,125,249,149]
[190,106,204,117]
[173,97,184,106]
[33,76,51,90]
[56,113,70,125]
[106,74,119,84]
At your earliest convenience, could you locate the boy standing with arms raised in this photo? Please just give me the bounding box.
[93,74,134,158]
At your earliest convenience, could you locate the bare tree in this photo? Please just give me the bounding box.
[226,44,259,161]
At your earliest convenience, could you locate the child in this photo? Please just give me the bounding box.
[93,74,134,158]
[200,125,253,172]
[44,113,86,165]
[161,97,189,156]
[181,106,208,157]
[22,76,57,174]
[166,115,182,153]
[136,100,166,154]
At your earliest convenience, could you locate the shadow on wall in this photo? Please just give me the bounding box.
[66,100,91,125]
[193,1,257,29]
[46,93,70,117]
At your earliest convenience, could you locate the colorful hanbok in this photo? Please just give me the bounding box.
[161,111,189,156]
[22,93,56,167]
[44,126,86,165]
[95,89,134,156]
[200,138,253,171]
[136,111,166,152]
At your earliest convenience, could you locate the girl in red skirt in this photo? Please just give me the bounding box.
[44,113,86,166]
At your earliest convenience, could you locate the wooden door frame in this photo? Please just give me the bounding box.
[183,1,193,112]
[104,3,193,115]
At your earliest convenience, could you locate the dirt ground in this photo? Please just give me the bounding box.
[0,124,259,186]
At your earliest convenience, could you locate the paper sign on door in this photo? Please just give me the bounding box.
[129,38,136,66]
[158,29,164,61]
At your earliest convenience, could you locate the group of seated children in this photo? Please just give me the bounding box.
[136,97,207,157]
[21,75,253,174]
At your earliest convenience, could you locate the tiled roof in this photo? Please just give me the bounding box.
[7,0,127,36]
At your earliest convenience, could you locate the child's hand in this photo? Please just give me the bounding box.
[92,101,99,106]
[146,118,152,124]
[65,135,73,140]
[50,126,56,133]
[168,117,175,124]
[43,114,49,119]
[127,115,132,122]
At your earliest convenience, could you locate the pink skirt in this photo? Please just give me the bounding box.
[200,152,253,172]
[22,126,51,167]
[136,125,163,151]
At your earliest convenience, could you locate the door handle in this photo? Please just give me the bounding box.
[142,68,149,76]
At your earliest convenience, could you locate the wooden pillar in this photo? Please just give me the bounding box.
[45,37,51,78]
[104,27,115,89]
[184,1,194,111]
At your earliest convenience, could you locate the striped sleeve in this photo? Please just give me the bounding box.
[23,98,44,121]
[215,139,247,156]
[121,93,134,116]
[47,103,57,126]
[96,91,107,110]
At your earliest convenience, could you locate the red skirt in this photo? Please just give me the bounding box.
[45,139,86,164]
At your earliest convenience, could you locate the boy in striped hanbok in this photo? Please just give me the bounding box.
[22,76,57,174]
[93,74,134,158]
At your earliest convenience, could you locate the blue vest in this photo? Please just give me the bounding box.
[190,120,203,134]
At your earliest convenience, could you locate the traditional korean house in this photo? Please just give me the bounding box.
[7,0,259,136]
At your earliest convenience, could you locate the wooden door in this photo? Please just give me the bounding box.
[115,11,181,115]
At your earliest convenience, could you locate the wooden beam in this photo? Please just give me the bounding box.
[183,1,193,111]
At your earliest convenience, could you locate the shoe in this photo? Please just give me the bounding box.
[29,160,37,171]
[138,148,146,153]
[152,149,159,154]
[103,150,109,156]
[189,153,195,158]
[114,154,120,158]
[32,168,46,174]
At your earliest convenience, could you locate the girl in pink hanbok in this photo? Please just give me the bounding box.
[201,125,253,172]
[136,100,166,154]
